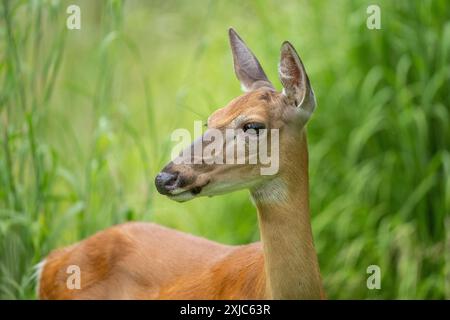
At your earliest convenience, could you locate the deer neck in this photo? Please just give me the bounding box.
[251,130,323,299]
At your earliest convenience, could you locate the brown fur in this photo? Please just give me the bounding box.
[39,222,266,299]
[39,29,326,300]
[39,129,324,300]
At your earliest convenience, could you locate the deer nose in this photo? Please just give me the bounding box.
[155,171,179,195]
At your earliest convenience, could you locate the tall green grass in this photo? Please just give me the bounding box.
[0,0,448,299]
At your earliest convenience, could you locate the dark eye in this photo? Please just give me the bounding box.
[243,122,266,135]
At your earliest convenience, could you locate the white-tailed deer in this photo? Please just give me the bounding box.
[38,28,324,299]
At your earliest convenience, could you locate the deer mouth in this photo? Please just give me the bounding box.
[167,181,210,202]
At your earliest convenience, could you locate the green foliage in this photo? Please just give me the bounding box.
[0,0,448,299]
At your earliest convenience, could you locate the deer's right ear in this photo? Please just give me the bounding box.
[279,41,316,121]
[228,28,274,92]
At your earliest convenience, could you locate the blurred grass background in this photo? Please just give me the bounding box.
[0,0,449,299]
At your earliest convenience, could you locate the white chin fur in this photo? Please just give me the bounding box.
[168,191,196,202]
[251,178,288,204]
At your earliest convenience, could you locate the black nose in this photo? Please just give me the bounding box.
[155,171,179,195]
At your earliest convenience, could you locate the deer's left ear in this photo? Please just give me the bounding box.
[279,41,316,120]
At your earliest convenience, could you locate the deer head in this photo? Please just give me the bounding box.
[155,28,316,202]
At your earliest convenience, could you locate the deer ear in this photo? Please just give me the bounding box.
[279,41,315,120]
[229,28,274,92]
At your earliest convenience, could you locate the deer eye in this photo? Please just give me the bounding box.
[243,122,266,135]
